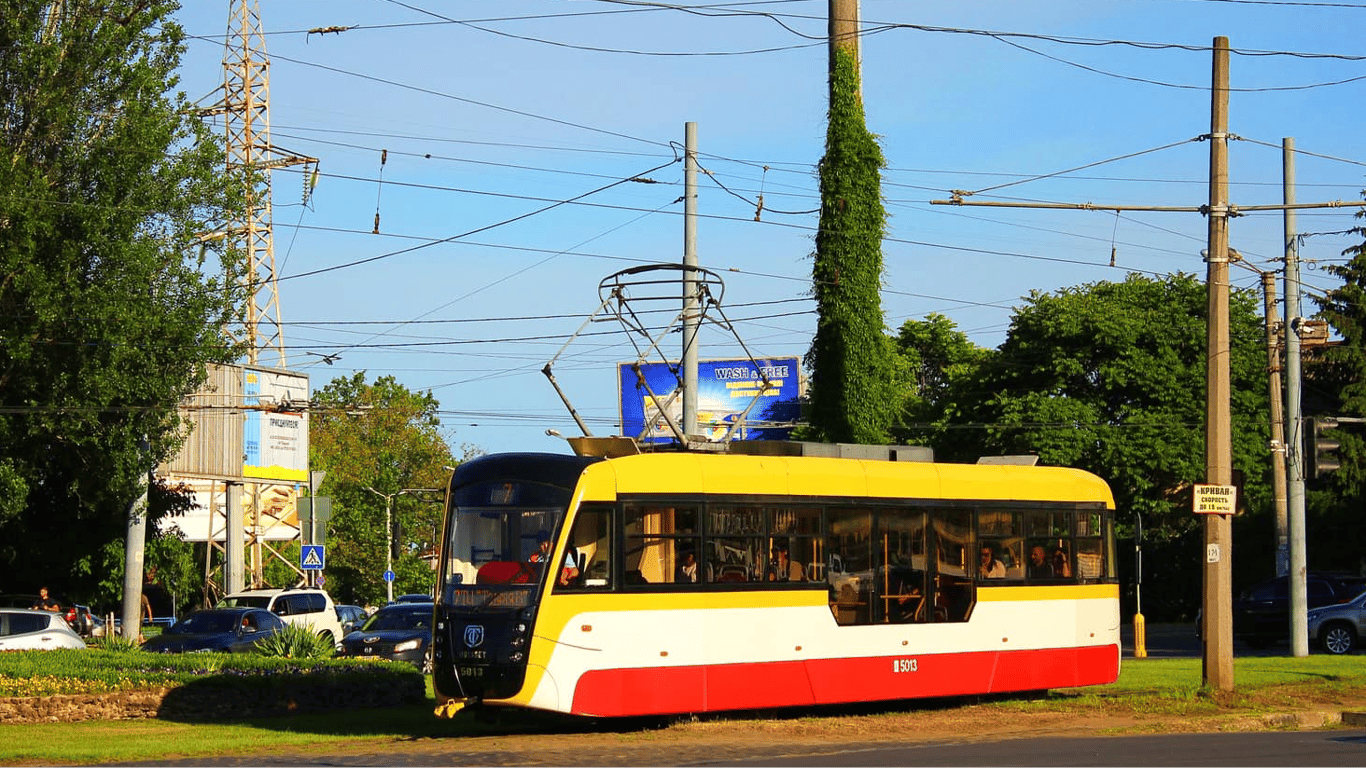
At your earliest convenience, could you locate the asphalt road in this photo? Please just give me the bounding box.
[124,730,1366,767]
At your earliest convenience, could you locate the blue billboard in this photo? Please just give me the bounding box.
[618,357,803,444]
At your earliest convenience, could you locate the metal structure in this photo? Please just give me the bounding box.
[199,0,316,369]
[542,263,777,450]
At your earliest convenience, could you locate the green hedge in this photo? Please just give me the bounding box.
[0,649,419,697]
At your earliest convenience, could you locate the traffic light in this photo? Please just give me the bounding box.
[1306,417,1341,479]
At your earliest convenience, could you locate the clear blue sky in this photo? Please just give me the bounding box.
[170,1,1366,458]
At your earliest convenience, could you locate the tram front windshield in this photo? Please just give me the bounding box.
[441,478,570,609]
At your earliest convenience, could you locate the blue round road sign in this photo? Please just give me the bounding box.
[383,569,395,583]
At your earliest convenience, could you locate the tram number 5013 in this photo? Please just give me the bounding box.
[892,658,918,673]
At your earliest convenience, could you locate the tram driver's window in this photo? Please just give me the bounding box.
[562,504,613,590]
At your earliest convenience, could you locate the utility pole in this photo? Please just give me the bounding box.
[926,41,1365,680]
[682,122,700,441]
[364,487,441,603]
[1283,137,1309,658]
[1201,35,1235,693]
[1259,269,1289,584]
[829,0,860,83]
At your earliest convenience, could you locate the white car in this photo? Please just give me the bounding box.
[0,608,86,650]
[217,588,345,648]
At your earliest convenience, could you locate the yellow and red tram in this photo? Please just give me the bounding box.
[432,446,1119,718]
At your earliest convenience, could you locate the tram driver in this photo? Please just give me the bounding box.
[529,530,579,585]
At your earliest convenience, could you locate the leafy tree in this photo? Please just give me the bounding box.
[1305,198,1366,566]
[962,274,1269,529]
[802,47,902,444]
[0,1,246,601]
[934,273,1271,619]
[308,373,457,606]
[890,313,992,449]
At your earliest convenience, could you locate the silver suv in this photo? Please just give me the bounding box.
[217,588,345,648]
[1308,588,1366,654]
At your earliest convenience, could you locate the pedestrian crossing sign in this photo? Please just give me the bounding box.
[301,544,325,571]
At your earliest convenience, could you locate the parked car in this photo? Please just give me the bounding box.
[336,604,367,634]
[141,608,286,654]
[216,588,345,648]
[1308,590,1366,654]
[0,608,87,651]
[0,594,94,637]
[339,602,434,673]
[1233,573,1366,648]
[390,593,433,604]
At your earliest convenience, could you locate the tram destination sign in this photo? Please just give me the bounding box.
[618,356,802,444]
[1193,483,1236,515]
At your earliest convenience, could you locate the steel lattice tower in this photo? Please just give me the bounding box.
[202,0,314,368]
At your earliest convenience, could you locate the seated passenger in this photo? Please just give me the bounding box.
[675,551,699,583]
[768,544,805,582]
[978,543,1006,579]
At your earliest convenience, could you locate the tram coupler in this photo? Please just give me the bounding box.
[434,696,478,719]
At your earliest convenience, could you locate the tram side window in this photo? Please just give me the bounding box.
[1025,509,1077,583]
[709,505,766,583]
[879,510,929,624]
[561,504,613,590]
[977,510,1022,581]
[624,503,700,586]
[770,507,822,583]
[1070,510,1103,582]
[933,509,974,622]
[826,509,873,625]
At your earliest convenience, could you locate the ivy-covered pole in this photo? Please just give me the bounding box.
[805,0,898,444]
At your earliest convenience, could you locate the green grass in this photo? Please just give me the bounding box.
[4,657,1366,765]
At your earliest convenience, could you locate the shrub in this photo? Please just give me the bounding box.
[252,622,336,660]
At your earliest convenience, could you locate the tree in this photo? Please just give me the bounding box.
[802,46,903,444]
[1304,197,1366,566]
[0,1,246,600]
[308,373,458,606]
[930,274,1271,619]
[890,313,992,450]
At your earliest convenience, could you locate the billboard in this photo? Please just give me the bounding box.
[243,368,309,482]
[618,357,802,444]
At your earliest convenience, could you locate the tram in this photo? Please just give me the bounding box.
[431,440,1119,718]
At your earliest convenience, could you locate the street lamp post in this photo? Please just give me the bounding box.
[364,486,442,604]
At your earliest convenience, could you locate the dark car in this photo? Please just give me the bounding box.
[1233,573,1366,648]
[339,603,434,672]
[335,604,367,634]
[141,608,285,653]
[0,593,94,637]
[390,593,433,604]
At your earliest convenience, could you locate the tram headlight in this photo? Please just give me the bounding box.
[513,622,527,634]
[511,636,525,647]
[510,651,525,662]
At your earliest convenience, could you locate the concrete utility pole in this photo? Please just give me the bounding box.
[121,450,150,641]
[1201,36,1235,692]
[1259,270,1289,584]
[682,122,699,440]
[1283,137,1309,658]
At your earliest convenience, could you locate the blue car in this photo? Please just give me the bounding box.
[141,608,285,653]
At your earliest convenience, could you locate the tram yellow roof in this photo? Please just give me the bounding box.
[576,452,1114,507]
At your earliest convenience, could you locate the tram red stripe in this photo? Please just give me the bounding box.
[570,645,1118,717]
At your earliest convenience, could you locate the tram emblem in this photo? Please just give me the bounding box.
[463,624,486,648]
